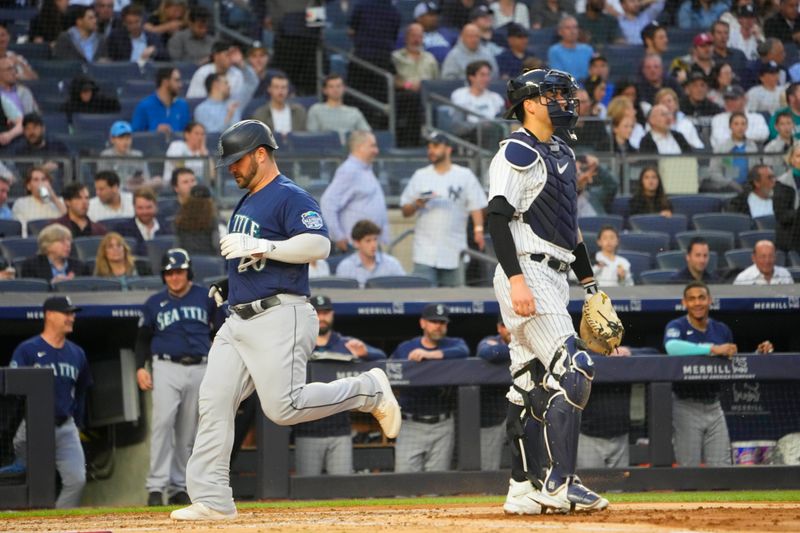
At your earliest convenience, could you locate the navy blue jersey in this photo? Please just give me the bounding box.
[140,284,216,357]
[11,336,92,422]
[294,331,386,438]
[227,175,329,305]
[664,316,733,402]
[476,334,511,428]
[391,336,469,416]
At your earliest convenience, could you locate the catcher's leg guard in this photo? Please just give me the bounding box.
[506,403,546,488]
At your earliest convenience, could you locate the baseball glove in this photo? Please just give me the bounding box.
[580,291,624,355]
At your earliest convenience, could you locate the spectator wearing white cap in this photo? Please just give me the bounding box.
[98,120,151,191]
[728,4,761,61]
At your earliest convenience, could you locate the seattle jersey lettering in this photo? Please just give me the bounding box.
[155,306,209,330]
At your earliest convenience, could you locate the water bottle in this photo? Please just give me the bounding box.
[39,185,49,200]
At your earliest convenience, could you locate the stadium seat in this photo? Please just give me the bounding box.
[286,131,343,155]
[617,251,653,283]
[42,113,71,135]
[0,220,22,238]
[738,230,775,249]
[88,62,144,82]
[131,131,169,156]
[790,251,800,267]
[310,276,360,289]
[53,131,106,155]
[365,275,435,289]
[578,215,624,233]
[242,96,267,120]
[325,252,348,274]
[373,130,396,152]
[189,255,225,282]
[669,195,724,221]
[100,217,133,232]
[123,79,156,98]
[638,269,679,285]
[29,60,85,82]
[73,236,105,261]
[205,132,221,155]
[754,215,776,230]
[656,250,720,272]
[8,42,51,60]
[618,231,670,256]
[724,249,755,270]
[127,276,164,290]
[0,278,51,292]
[145,236,178,271]
[26,219,54,237]
[692,213,754,237]
[628,214,688,247]
[421,79,467,102]
[675,230,735,256]
[609,195,631,220]
[323,27,353,52]
[52,277,123,292]
[582,231,598,256]
[0,237,38,262]
[789,267,800,283]
[604,44,644,81]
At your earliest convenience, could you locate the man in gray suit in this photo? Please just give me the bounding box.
[250,74,306,136]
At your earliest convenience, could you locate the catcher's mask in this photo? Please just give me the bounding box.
[505,68,580,138]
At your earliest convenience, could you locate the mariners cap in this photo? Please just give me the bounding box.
[43,296,81,313]
[310,295,333,311]
[414,1,440,18]
[422,303,449,322]
[110,120,132,137]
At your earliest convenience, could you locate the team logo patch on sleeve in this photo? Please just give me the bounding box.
[301,211,324,229]
[665,327,681,338]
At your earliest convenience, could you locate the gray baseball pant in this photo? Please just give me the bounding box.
[186,295,383,513]
[672,397,732,467]
[146,358,205,496]
[577,433,629,469]
[394,417,455,472]
[294,435,353,476]
[480,423,506,471]
[14,419,86,508]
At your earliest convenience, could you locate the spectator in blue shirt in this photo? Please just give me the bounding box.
[677,0,728,30]
[618,0,665,45]
[495,23,531,80]
[194,73,241,134]
[335,219,405,288]
[292,295,387,476]
[392,303,469,472]
[476,315,512,471]
[547,16,594,81]
[132,67,190,135]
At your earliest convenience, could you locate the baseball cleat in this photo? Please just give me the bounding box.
[147,491,163,506]
[568,477,609,511]
[170,502,238,521]
[367,367,401,439]
[503,479,544,515]
[532,470,572,513]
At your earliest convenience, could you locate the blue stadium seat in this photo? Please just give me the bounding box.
[145,235,177,271]
[191,255,225,282]
[617,251,653,283]
[39,95,66,113]
[0,8,38,22]
[118,97,140,120]
[242,96,267,120]
[52,277,123,292]
[88,62,145,82]
[9,42,51,60]
[609,195,631,220]
[0,278,50,292]
[100,217,133,232]
[42,113,71,135]
[754,215,776,230]
[53,131,106,155]
[373,130,396,152]
[0,237,38,262]
[286,131,343,155]
[310,276,360,289]
[639,269,679,285]
[789,267,800,282]
[692,213,754,237]
[724,249,754,270]
[131,131,169,156]
[628,214,688,247]
[73,236,105,261]
[738,230,775,249]
[27,218,54,237]
[123,79,156,98]
[790,251,800,267]
[604,44,644,82]
[657,250,720,272]
[578,215,624,233]
[582,231,598,256]
[421,79,466,101]
[127,276,164,290]
[365,275,435,289]
[0,219,22,238]
[72,113,122,133]
[323,28,353,52]
[29,60,85,81]
[669,195,724,221]
[675,230,735,256]
[618,231,670,256]
[205,132,221,155]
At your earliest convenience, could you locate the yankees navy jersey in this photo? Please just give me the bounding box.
[227,175,329,305]
[664,316,733,402]
[391,337,469,416]
[11,336,92,422]
[294,331,387,438]
[140,284,216,357]
[476,334,511,428]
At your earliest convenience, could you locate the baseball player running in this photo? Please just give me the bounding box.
[171,120,400,521]
[136,248,218,506]
[487,69,608,514]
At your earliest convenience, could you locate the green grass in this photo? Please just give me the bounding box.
[3,491,800,520]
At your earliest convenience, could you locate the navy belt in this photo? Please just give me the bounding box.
[530,253,570,273]
[156,354,207,365]
[402,413,451,424]
[230,295,283,320]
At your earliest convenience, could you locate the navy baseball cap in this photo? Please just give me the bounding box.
[760,60,780,75]
[414,1,440,18]
[310,295,333,311]
[737,4,756,17]
[422,303,450,322]
[723,85,745,99]
[43,296,81,313]
[470,5,492,20]
[426,131,452,146]
[506,23,528,39]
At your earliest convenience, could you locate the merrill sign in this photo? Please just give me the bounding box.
[682,357,755,380]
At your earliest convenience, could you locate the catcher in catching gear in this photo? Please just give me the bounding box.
[488,68,623,515]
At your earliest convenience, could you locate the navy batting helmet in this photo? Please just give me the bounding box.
[161,248,193,281]
[216,119,279,168]
[504,69,580,132]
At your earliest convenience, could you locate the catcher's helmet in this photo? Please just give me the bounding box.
[504,68,580,132]
[161,248,193,281]
[216,119,279,168]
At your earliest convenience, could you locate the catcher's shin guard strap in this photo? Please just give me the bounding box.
[559,341,594,410]
[543,394,581,488]
[507,403,528,483]
[571,241,594,282]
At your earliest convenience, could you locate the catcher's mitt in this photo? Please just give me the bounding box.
[580,290,624,355]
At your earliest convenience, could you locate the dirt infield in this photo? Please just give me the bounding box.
[2,502,800,533]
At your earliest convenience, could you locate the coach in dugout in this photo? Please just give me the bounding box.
[663,281,774,466]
